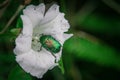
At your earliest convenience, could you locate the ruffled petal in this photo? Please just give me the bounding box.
[16,49,58,78]
[21,15,33,36]
[63,34,73,41]
[14,15,33,55]
[40,4,59,25]
[23,4,45,27]
[33,13,70,37]
[36,3,45,14]
[14,34,31,55]
[58,13,70,32]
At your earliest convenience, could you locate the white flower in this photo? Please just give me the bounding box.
[14,3,73,78]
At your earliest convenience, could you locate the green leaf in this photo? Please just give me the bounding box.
[16,17,23,28]
[64,36,120,70]
[77,13,120,36]
[10,28,21,35]
[10,16,23,36]
[8,65,32,80]
[0,53,14,63]
[58,58,65,74]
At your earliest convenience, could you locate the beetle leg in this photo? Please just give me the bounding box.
[37,45,42,52]
[51,52,57,63]
[36,39,42,52]
[40,45,42,50]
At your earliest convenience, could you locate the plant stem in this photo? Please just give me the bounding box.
[102,0,120,14]
[0,5,25,34]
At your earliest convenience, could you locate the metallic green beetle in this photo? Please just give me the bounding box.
[39,35,62,62]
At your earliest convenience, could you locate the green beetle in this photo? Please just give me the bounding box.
[39,34,62,62]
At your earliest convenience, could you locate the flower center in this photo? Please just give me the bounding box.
[31,34,41,52]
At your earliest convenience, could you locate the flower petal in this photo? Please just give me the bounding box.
[14,34,32,55]
[23,4,45,27]
[21,15,33,36]
[14,15,33,55]
[16,49,58,78]
[58,13,70,32]
[33,13,71,37]
[63,34,73,41]
[36,3,45,14]
[40,4,59,25]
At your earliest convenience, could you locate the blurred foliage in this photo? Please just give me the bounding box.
[8,65,32,80]
[0,0,120,80]
[64,35,120,69]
